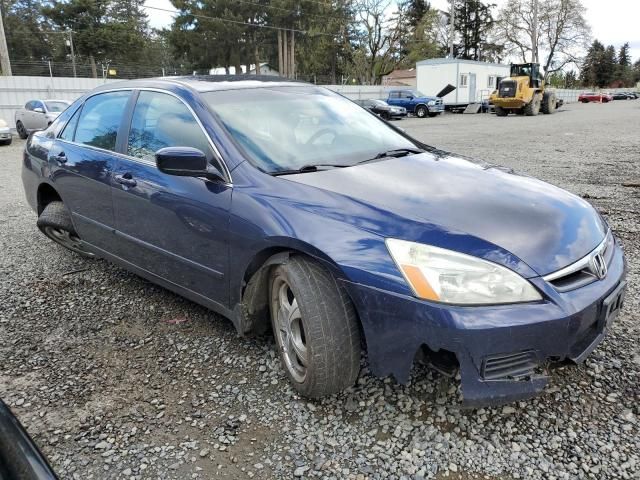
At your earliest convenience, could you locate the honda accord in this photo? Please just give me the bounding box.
[22,77,627,406]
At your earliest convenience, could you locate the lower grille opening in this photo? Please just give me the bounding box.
[482,351,537,380]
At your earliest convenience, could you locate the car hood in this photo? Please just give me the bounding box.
[284,151,607,276]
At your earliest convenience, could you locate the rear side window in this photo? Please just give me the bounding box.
[74,91,130,151]
[127,91,213,162]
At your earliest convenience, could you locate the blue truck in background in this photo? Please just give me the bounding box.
[386,89,445,118]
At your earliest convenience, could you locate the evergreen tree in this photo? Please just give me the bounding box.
[1,0,54,63]
[43,0,150,77]
[444,0,498,61]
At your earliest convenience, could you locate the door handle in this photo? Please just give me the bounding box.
[55,151,67,163]
[114,173,137,188]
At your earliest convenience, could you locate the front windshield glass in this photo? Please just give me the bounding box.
[202,86,417,174]
[510,65,531,77]
[409,90,426,97]
[45,101,69,112]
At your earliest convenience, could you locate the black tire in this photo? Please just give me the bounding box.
[495,106,508,116]
[524,94,541,116]
[0,138,11,146]
[16,121,28,139]
[428,112,439,117]
[415,105,428,118]
[37,201,94,258]
[541,91,556,114]
[269,256,360,398]
[581,99,589,103]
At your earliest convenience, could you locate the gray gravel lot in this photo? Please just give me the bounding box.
[1,100,639,480]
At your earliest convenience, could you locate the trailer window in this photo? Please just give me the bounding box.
[488,75,496,88]
[459,74,468,88]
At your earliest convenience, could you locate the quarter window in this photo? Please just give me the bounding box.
[127,91,214,163]
[460,74,468,87]
[74,91,130,151]
[59,106,81,141]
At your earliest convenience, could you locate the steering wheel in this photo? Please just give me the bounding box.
[306,128,337,146]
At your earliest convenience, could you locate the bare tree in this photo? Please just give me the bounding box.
[352,0,405,84]
[497,0,590,77]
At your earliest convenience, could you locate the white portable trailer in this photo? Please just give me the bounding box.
[416,58,511,109]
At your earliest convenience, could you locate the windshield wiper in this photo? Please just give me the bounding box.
[269,163,349,176]
[358,147,425,164]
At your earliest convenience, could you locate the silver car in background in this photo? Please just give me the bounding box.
[15,99,71,139]
[0,118,11,145]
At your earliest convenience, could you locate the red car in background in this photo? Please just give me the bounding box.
[578,92,613,103]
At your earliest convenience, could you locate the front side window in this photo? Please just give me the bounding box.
[74,91,130,151]
[127,91,214,163]
[25,101,34,111]
[202,86,418,174]
[32,101,45,111]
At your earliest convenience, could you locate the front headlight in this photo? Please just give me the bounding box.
[386,239,542,305]
[428,100,436,106]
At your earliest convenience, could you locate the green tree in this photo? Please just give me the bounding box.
[43,0,150,77]
[443,0,499,61]
[616,42,632,86]
[1,0,54,64]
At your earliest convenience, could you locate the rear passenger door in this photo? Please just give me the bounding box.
[110,90,232,306]
[53,90,131,250]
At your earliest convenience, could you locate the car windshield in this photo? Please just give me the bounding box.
[202,86,417,174]
[45,101,69,112]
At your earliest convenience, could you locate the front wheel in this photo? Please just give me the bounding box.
[415,105,428,118]
[16,121,28,139]
[495,106,508,116]
[269,256,361,398]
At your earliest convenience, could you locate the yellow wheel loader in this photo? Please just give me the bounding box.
[489,63,561,117]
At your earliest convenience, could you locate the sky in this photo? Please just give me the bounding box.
[144,0,640,63]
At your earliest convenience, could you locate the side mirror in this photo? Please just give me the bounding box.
[155,147,225,182]
[33,107,45,114]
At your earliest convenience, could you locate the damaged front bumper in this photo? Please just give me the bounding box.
[343,241,626,407]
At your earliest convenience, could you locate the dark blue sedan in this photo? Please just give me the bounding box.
[22,76,626,406]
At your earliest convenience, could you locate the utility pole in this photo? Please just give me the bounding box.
[532,0,538,63]
[0,8,12,76]
[68,30,77,78]
[449,0,455,58]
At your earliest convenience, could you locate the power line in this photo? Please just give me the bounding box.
[141,4,339,37]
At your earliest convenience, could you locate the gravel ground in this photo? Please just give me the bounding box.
[1,100,639,480]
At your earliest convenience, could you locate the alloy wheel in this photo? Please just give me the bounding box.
[42,226,94,257]
[271,274,308,383]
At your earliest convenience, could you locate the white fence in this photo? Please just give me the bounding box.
[0,76,118,127]
[0,76,637,128]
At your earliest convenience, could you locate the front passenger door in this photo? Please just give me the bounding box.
[111,90,232,306]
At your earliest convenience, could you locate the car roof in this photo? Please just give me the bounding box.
[92,75,310,94]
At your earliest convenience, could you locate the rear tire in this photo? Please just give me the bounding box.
[269,256,361,398]
[495,106,508,116]
[541,91,557,114]
[0,138,11,146]
[37,201,95,258]
[16,121,28,139]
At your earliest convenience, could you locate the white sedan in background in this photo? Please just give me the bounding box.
[15,99,71,139]
[0,118,12,145]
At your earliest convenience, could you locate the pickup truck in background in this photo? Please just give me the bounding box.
[386,89,445,118]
